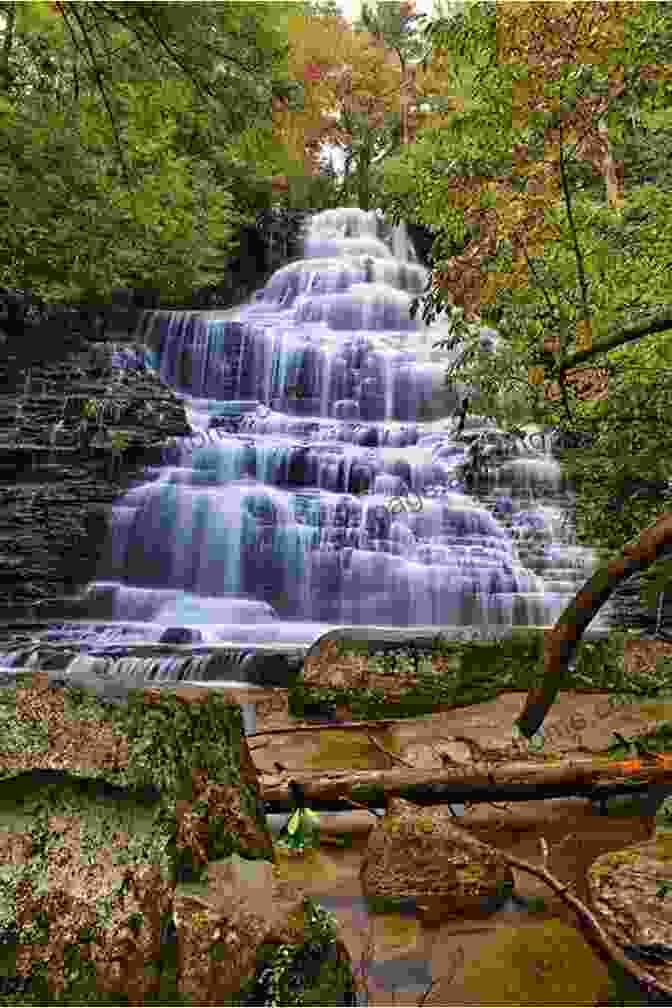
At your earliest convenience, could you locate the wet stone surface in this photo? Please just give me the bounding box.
[0,340,190,613]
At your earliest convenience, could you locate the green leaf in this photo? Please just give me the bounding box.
[287,810,301,836]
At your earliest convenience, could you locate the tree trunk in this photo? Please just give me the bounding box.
[455,396,470,435]
[259,754,672,813]
[399,59,411,147]
[516,510,672,739]
[340,149,353,204]
[356,134,373,211]
[598,118,622,209]
[1,2,16,91]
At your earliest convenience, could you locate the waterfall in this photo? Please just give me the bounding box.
[10,206,613,671]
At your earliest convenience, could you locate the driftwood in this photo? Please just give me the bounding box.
[259,754,672,812]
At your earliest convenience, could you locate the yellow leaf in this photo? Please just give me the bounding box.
[528,365,546,386]
[287,810,301,835]
[575,318,593,352]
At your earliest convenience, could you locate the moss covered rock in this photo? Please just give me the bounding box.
[0,669,273,1002]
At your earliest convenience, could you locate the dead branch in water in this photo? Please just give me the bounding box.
[364,731,415,768]
[502,849,672,999]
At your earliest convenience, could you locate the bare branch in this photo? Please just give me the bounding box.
[57,3,133,189]
[558,133,592,331]
[502,848,672,999]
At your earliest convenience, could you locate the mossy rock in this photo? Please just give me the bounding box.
[292,629,631,722]
[0,670,272,875]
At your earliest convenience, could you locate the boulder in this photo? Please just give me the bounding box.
[0,669,272,1003]
[173,853,354,1004]
[588,831,672,992]
[300,637,458,707]
[360,796,514,924]
[1,801,174,1003]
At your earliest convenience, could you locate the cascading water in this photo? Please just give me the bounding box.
[0,208,614,685]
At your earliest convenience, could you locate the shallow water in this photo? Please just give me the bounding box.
[253,687,672,1004]
[267,807,651,1005]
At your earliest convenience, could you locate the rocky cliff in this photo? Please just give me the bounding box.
[0,333,191,619]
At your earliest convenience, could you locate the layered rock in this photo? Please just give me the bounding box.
[359,796,514,924]
[0,338,190,615]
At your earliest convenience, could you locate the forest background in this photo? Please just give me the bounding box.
[1,0,671,630]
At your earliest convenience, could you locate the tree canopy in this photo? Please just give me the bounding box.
[377,0,672,618]
[0,1,303,303]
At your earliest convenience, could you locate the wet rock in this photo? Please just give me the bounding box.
[173,853,354,1004]
[159,627,204,644]
[396,738,474,769]
[0,340,190,617]
[588,833,672,992]
[360,796,515,923]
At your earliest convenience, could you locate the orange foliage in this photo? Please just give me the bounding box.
[429,2,643,333]
[273,9,401,174]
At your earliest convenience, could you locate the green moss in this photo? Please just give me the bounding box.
[233,897,353,1007]
[363,893,418,915]
[0,676,274,1005]
[0,677,269,869]
[290,629,640,722]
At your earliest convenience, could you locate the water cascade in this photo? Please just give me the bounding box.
[0,208,613,684]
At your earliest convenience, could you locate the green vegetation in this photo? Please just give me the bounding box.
[0,674,357,1006]
[376,0,672,620]
[290,629,630,722]
[2,2,672,1001]
[0,1,308,304]
[235,899,351,1008]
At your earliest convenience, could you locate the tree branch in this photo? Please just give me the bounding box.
[96,3,275,104]
[58,3,132,189]
[260,755,672,809]
[558,308,672,377]
[558,132,592,335]
[501,849,672,999]
[523,245,559,323]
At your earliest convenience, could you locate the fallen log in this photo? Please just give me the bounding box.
[259,755,672,813]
